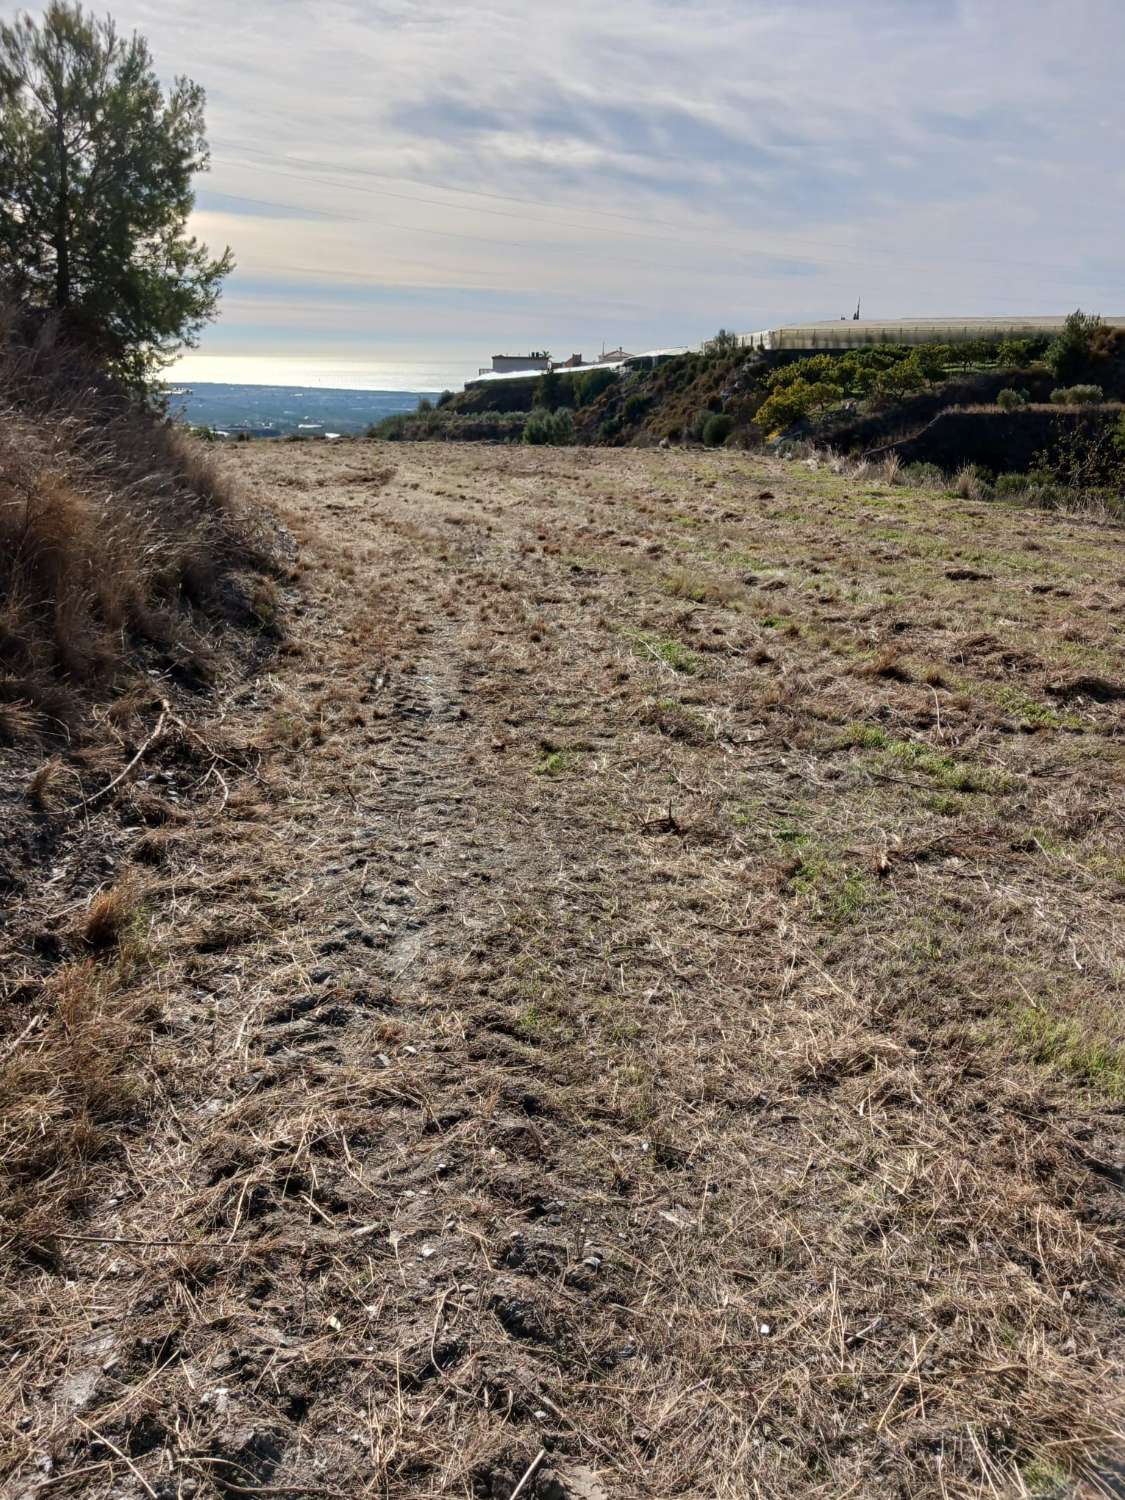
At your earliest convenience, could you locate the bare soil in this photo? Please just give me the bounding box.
[3,442,1124,1499]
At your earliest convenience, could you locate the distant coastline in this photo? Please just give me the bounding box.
[167,381,427,437]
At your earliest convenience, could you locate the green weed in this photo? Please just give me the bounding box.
[1014,1008,1125,1099]
[634,634,699,673]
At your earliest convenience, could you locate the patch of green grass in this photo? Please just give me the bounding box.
[787,851,879,925]
[925,792,962,816]
[1014,1008,1125,1099]
[634,633,699,673]
[992,686,1083,731]
[535,748,575,777]
[836,722,1013,793]
[514,1001,576,1045]
[1017,1458,1071,1500]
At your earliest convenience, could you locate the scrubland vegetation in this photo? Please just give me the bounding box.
[373,313,1125,522]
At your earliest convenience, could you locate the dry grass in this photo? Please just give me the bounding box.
[80,879,141,951]
[0,308,275,735]
[2,441,1123,1500]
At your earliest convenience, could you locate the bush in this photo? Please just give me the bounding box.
[575,366,618,407]
[995,388,1029,411]
[703,328,741,357]
[1046,309,1104,382]
[1050,385,1104,405]
[757,378,843,433]
[998,337,1050,367]
[523,407,575,446]
[702,413,734,448]
[900,461,946,487]
[622,393,650,424]
[954,463,993,501]
[534,369,573,408]
[994,472,1030,497]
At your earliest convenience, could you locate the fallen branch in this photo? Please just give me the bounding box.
[79,699,170,808]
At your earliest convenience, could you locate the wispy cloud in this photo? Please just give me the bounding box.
[102,0,1125,382]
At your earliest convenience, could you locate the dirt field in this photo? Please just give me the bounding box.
[3,442,1124,1499]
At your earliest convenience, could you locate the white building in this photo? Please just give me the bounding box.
[479,353,551,375]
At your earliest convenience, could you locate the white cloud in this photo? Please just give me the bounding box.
[85,0,1125,376]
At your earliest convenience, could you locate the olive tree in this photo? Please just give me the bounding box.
[0,2,232,386]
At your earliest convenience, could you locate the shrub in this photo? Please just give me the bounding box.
[954,464,993,501]
[622,393,650,424]
[1050,385,1104,405]
[575,366,618,406]
[1046,309,1104,382]
[994,472,1030,497]
[995,388,1029,411]
[523,406,575,446]
[757,378,843,433]
[703,328,741,357]
[999,337,1050,367]
[702,413,734,447]
[900,461,946,487]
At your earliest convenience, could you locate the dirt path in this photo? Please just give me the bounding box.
[5,442,1123,1499]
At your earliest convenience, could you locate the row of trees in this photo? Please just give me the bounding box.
[0,2,230,388]
[753,314,1111,435]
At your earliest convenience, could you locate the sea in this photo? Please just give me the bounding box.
[166,382,428,438]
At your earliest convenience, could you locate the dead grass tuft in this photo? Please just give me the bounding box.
[0,308,279,731]
[80,879,140,952]
[26,755,62,808]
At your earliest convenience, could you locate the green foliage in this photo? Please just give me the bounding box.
[0,2,232,388]
[436,389,454,407]
[998,336,1050,367]
[993,472,1031,497]
[1050,384,1104,405]
[762,344,947,426]
[368,409,524,442]
[534,368,574,408]
[995,387,1029,411]
[575,365,618,406]
[871,355,926,401]
[523,406,575,446]
[757,378,843,433]
[703,328,741,357]
[900,461,946,487]
[1045,309,1103,382]
[702,412,733,447]
[622,392,651,424]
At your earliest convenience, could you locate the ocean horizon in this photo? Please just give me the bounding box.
[168,381,429,437]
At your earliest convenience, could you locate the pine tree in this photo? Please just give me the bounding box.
[0,2,232,386]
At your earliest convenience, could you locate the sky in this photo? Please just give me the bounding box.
[45,0,1125,388]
